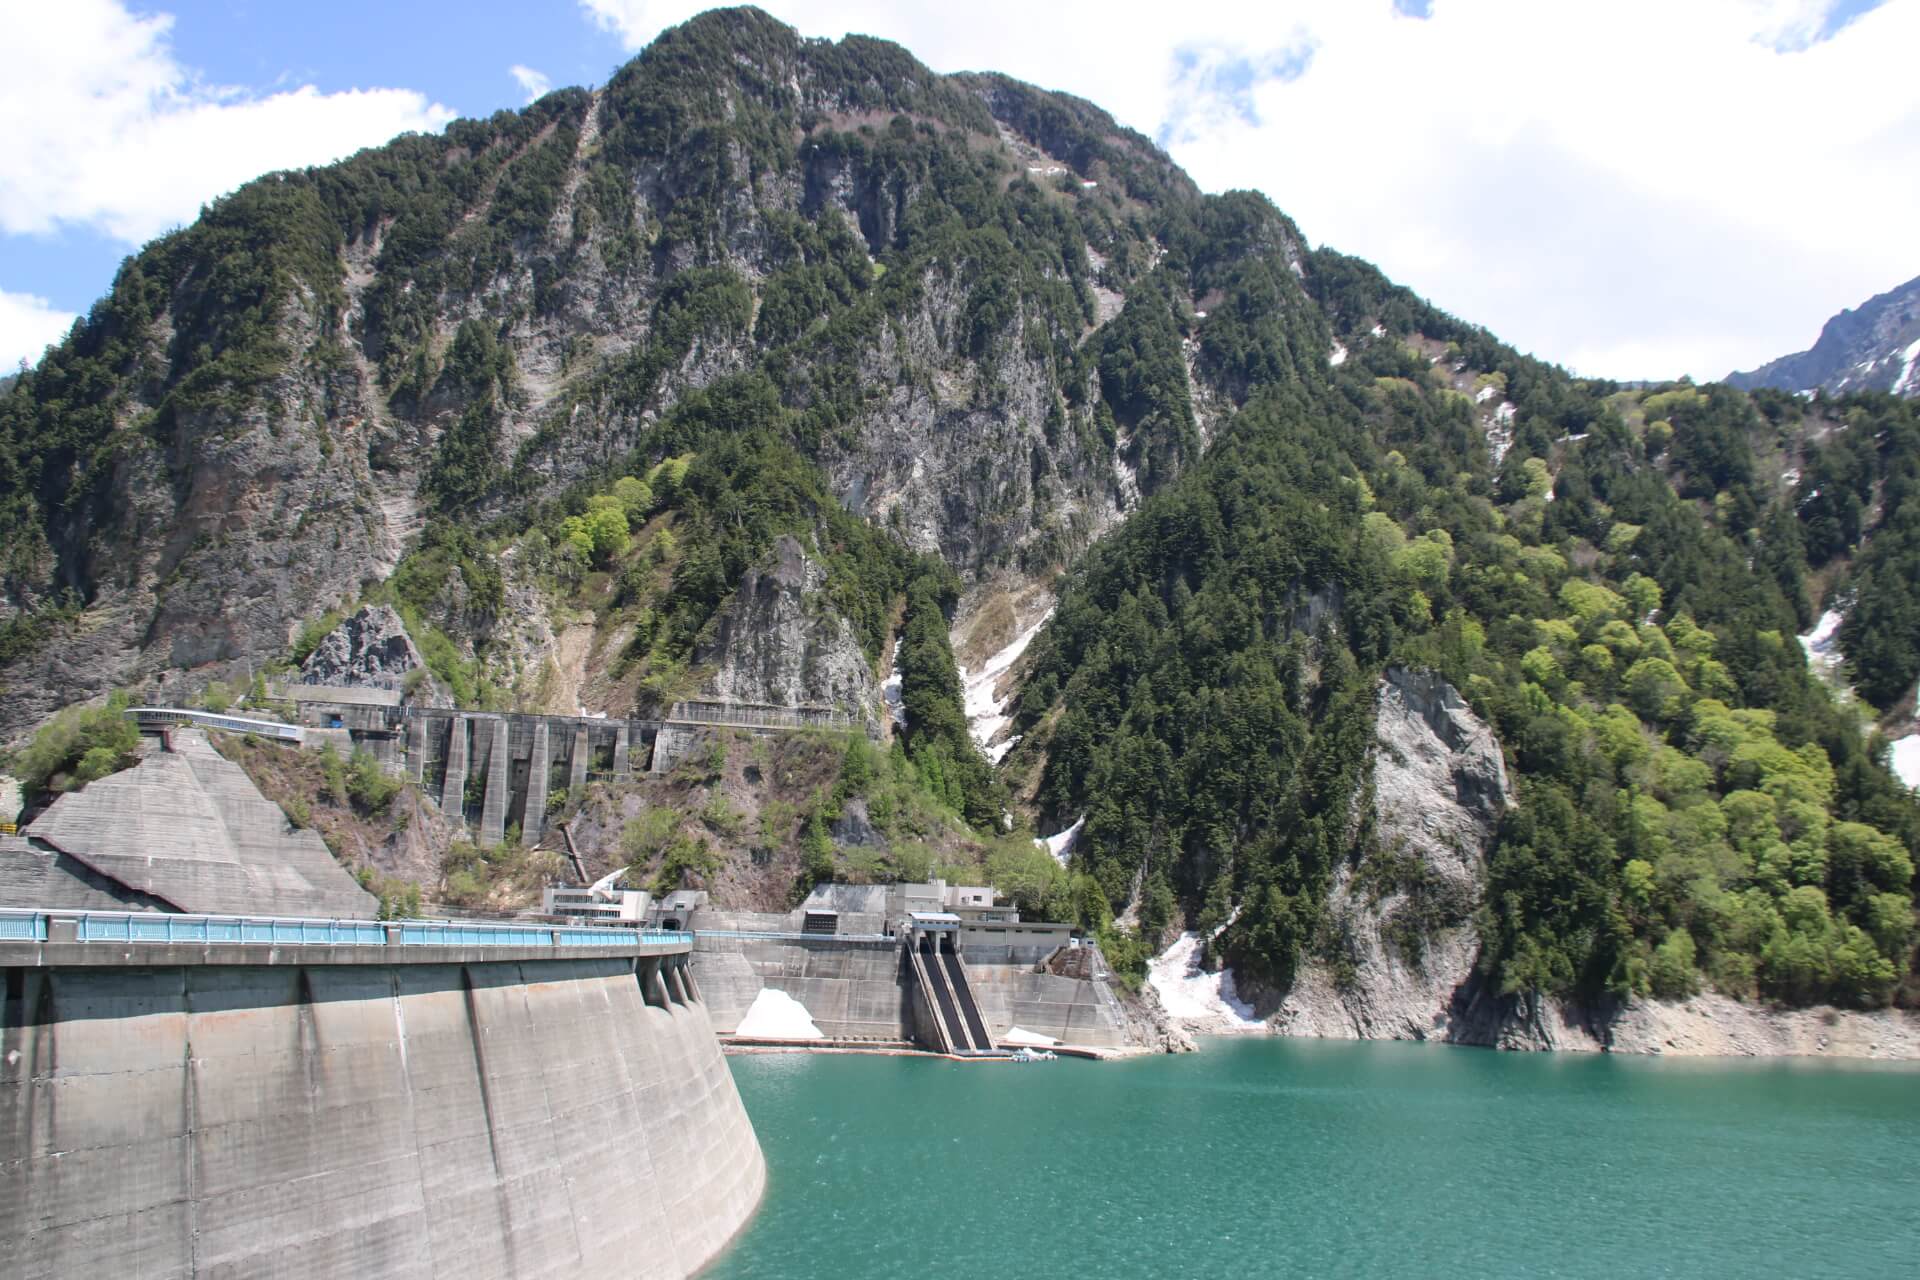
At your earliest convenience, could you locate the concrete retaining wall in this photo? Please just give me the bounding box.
[0,956,764,1278]
[23,730,376,918]
[697,910,799,932]
[964,963,1127,1047]
[691,936,1127,1047]
[693,935,909,1040]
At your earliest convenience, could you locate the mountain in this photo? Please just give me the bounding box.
[3,6,1918,1033]
[1728,274,1920,397]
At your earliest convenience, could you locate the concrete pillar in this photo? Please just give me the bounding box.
[406,715,426,784]
[653,960,674,1009]
[479,717,510,848]
[643,959,670,1008]
[440,716,468,823]
[568,724,589,796]
[651,724,692,774]
[614,722,632,779]
[524,720,551,845]
[666,962,689,1005]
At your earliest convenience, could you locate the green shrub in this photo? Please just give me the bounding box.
[378,882,422,920]
[289,610,343,665]
[1648,930,1699,1000]
[346,750,402,814]
[653,834,720,895]
[699,791,743,837]
[316,744,349,805]
[282,795,312,829]
[12,692,141,798]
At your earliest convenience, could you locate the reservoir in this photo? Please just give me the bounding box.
[710,1038,1920,1278]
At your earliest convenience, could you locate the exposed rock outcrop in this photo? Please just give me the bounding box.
[0,285,423,739]
[694,535,879,712]
[1115,979,1198,1053]
[1728,271,1920,398]
[819,273,1124,577]
[1439,984,1920,1059]
[1249,666,1920,1060]
[301,604,426,685]
[830,797,883,848]
[1269,666,1511,1041]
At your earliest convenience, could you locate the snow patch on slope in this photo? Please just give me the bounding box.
[1891,736,1920,791]
[960,609,1053,758]
[735,988,824,1039]
[882,637,906,729]
[1146,932,1266,1032]
[1484,401,1517,466]
[1034,814,1084,866]
[1798,608,1851,699]
[1897,337,1920,396]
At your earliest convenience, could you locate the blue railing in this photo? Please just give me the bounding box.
[80,914,387,946]
[0,912,47,942]
[0,908,693,952]
[399,921,554,947]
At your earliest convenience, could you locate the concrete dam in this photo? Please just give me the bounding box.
[0,912,765,1278]
[690,894,1129,1051]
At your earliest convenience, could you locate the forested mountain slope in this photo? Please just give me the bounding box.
[0,5,1216,764]
[1008,252,1920,1012]
[2,7,1918,1022]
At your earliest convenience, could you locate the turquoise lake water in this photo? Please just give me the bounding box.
[708,1038,1920,1278]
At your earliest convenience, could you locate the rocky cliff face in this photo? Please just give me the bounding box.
[0,8,1230,738]
[694,534,879,711]
[2,285,423,733]
[1267,666,1511,1041]
[301,604,426,685]
[1728,273,1920,398]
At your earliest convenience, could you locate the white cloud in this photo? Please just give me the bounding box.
[0,290,79,371]
[510,64,553,104]
[576,0,1920,382]
[578,1,688,47]
[0,0,456,247]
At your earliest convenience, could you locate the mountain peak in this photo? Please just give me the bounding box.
[604,5,1195,208]
[1728,273,1920,398]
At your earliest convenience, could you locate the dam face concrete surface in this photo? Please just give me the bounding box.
[0,954,765,1278]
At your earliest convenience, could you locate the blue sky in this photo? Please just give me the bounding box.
[1,0,621,330]
[2,1,1915,381]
